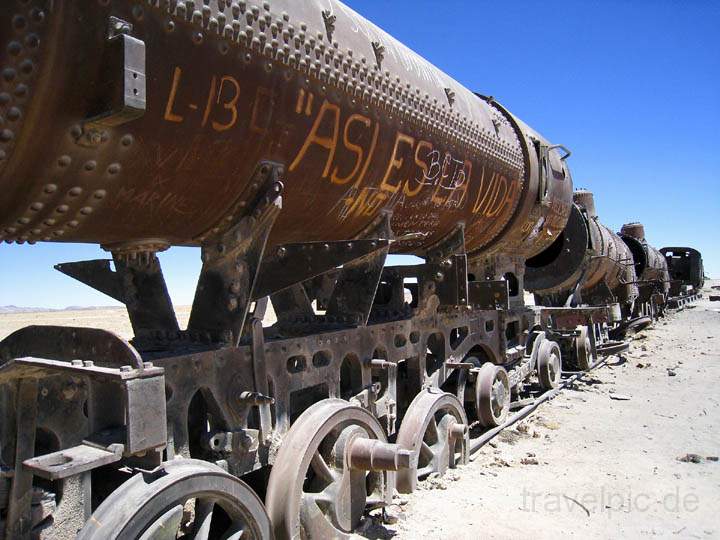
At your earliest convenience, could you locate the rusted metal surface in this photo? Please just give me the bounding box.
[395,389,467,493]
[618,222,671,318]
[661,247,705,295]
[77,459,271,539]
[0,2,707,539]
[620,222,670,294]
[0,1,571,259]
[525,190,639,313]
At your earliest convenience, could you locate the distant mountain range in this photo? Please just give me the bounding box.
[0,305,121,314]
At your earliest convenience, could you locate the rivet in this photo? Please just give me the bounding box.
[12,15,27,31]
[58,155,71,167]
[19,60,34,76]
[56,205,69,214]
[0,129,13,142]
[80,207,93,215]
[24,34,39,48]
[14,84,28,98]
[107,163,121,175]
[93,189,106,200]
[7,41,22,56]
[84,160,97,171]
[120,134,134,147]
[43,184,57,194]
[29,8,45,23]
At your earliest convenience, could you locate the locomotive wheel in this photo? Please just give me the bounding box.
[265,399,388,539]
[77,459,270,540]
[475,364,511,428]
[395,389,468,493]
[575,326,595,371]
[537,339,562,390]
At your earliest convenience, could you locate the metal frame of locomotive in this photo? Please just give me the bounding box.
[0,193,575,539]
[0,0,699,538]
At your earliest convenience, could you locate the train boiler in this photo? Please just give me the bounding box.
[524,190,636,368]
[618,223,671,319]
[0,1,583,538]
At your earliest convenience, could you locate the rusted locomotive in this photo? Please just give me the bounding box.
[660,247,705,308]
[618,222,671,319]
[524,190,636,368]
[0,1,701,539]
[525,191,704,360]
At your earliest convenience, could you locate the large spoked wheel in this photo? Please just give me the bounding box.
[395,389,468,493]
[77,459,270,540]
[537,339,562,390]
[266,399,392,539]
[574,326,595,371]
[475,363,511,428]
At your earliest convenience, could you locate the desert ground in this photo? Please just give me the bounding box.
[0,284,717,539]
[365,282,720,539]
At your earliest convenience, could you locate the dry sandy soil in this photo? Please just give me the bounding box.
[0,306,191,342]
[365,281,720,539]
[0,284,717,539]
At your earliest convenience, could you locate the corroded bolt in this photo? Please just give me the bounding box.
[276,246,286,258]
[83,361,94,367]
[71,360,83,366]
[120,365,132,372]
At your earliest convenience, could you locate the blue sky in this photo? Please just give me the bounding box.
[1,0,717,308]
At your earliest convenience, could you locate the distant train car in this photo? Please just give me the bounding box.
[660,247,705,308]
[661,247,705,292]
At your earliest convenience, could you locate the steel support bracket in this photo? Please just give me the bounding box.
[421,224,469,307]
[55,255,179,347]
[84,19,146,131]
[325,212,393,326]
[188,162,284,346]
[253,237,391,300]
[468,280,510,310]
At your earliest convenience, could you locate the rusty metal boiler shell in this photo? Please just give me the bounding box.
[525,192,639,305]
[0,1,571,256]
[619,225,670,294]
